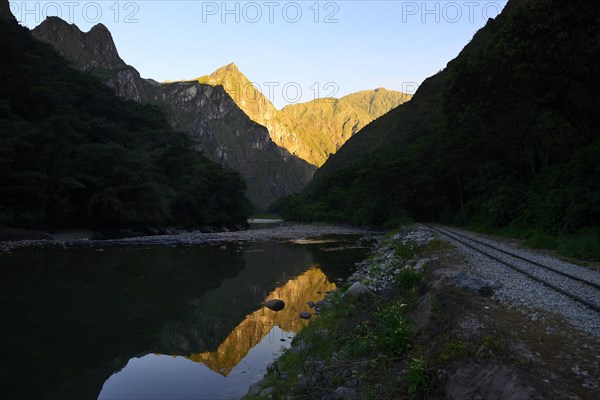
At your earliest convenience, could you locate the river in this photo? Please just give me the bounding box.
[0,224,374,399]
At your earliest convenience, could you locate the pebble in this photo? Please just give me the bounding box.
[299,312,312,319]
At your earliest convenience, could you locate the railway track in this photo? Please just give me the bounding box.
[426,224,600,313]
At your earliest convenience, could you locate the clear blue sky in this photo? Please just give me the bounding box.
[12,1,507,108]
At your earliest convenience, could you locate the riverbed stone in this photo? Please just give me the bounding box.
[315,299,333,311]
[262,299,285,311]
[247,378,267,396]
[299,311,312,319]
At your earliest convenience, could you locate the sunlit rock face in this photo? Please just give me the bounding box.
[279,89,411,166]
[197,63,299,161]
[197,64,411,167]
[189,267,335,376]
[31,18,315,209]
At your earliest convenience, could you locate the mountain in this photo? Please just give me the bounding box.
[32,18,315,209]
[196,64,410,166]
[0,11,249,231]
[341,88,412,118]
[278,88,410,166]
[0,0,14,22]
[196,63,300,162]
[277,0,600,238]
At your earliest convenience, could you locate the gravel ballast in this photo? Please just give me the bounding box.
[429,225,600,337]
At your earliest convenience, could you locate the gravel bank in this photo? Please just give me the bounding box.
[429,225,600,337]
[348,225,435,292]
[0,224,376,253]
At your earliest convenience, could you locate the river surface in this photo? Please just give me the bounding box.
[0,226,373,400]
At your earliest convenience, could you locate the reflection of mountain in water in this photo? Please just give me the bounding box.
[0,245,245,400]
[157,242,317,355]
[189,267,335,375]
[0,238,368,400]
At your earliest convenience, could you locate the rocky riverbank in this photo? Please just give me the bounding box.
[245,225,600,399]
[0,223,376,254]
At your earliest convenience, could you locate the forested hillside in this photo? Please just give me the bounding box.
[277,0,600,255]
[0,17,250,231]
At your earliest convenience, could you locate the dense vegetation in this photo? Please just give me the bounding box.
[0,19,249,230]
[276,0,600,257]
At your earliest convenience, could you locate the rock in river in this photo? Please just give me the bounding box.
[299,312,312,319]
[262,299,285,311]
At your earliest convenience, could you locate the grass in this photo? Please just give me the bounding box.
[396,269,424,304]
[436,335,506,363]
[393,240,424,261]
[406,356,430,400]
[439,340,470,361]
[396,268,424,290]
[481,335,507,354]
[467,224,600,262]
[523,231,559,250]
[558,231,600,261]
[423,239,454,252]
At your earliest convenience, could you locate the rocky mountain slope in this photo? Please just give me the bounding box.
[196,63,300,163]
[32,17,315,209]
[196,64,410,167]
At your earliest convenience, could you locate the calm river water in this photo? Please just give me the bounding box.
[0,231,371,399]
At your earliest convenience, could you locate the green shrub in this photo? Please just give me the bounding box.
[393,241,423,261]
[406,356,429,399]
[523,231,559,250]
[439,340,470,361]
[558,230,600,261]
[395,268,424,291]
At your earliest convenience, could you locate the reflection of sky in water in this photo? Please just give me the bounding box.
[99,326,292,400]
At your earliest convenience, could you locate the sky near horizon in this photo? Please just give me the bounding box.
[11,0,507,108]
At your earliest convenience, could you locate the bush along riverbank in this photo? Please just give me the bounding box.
[246,225,600,399]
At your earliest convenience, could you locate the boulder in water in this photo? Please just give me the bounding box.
[262,299,285,311]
